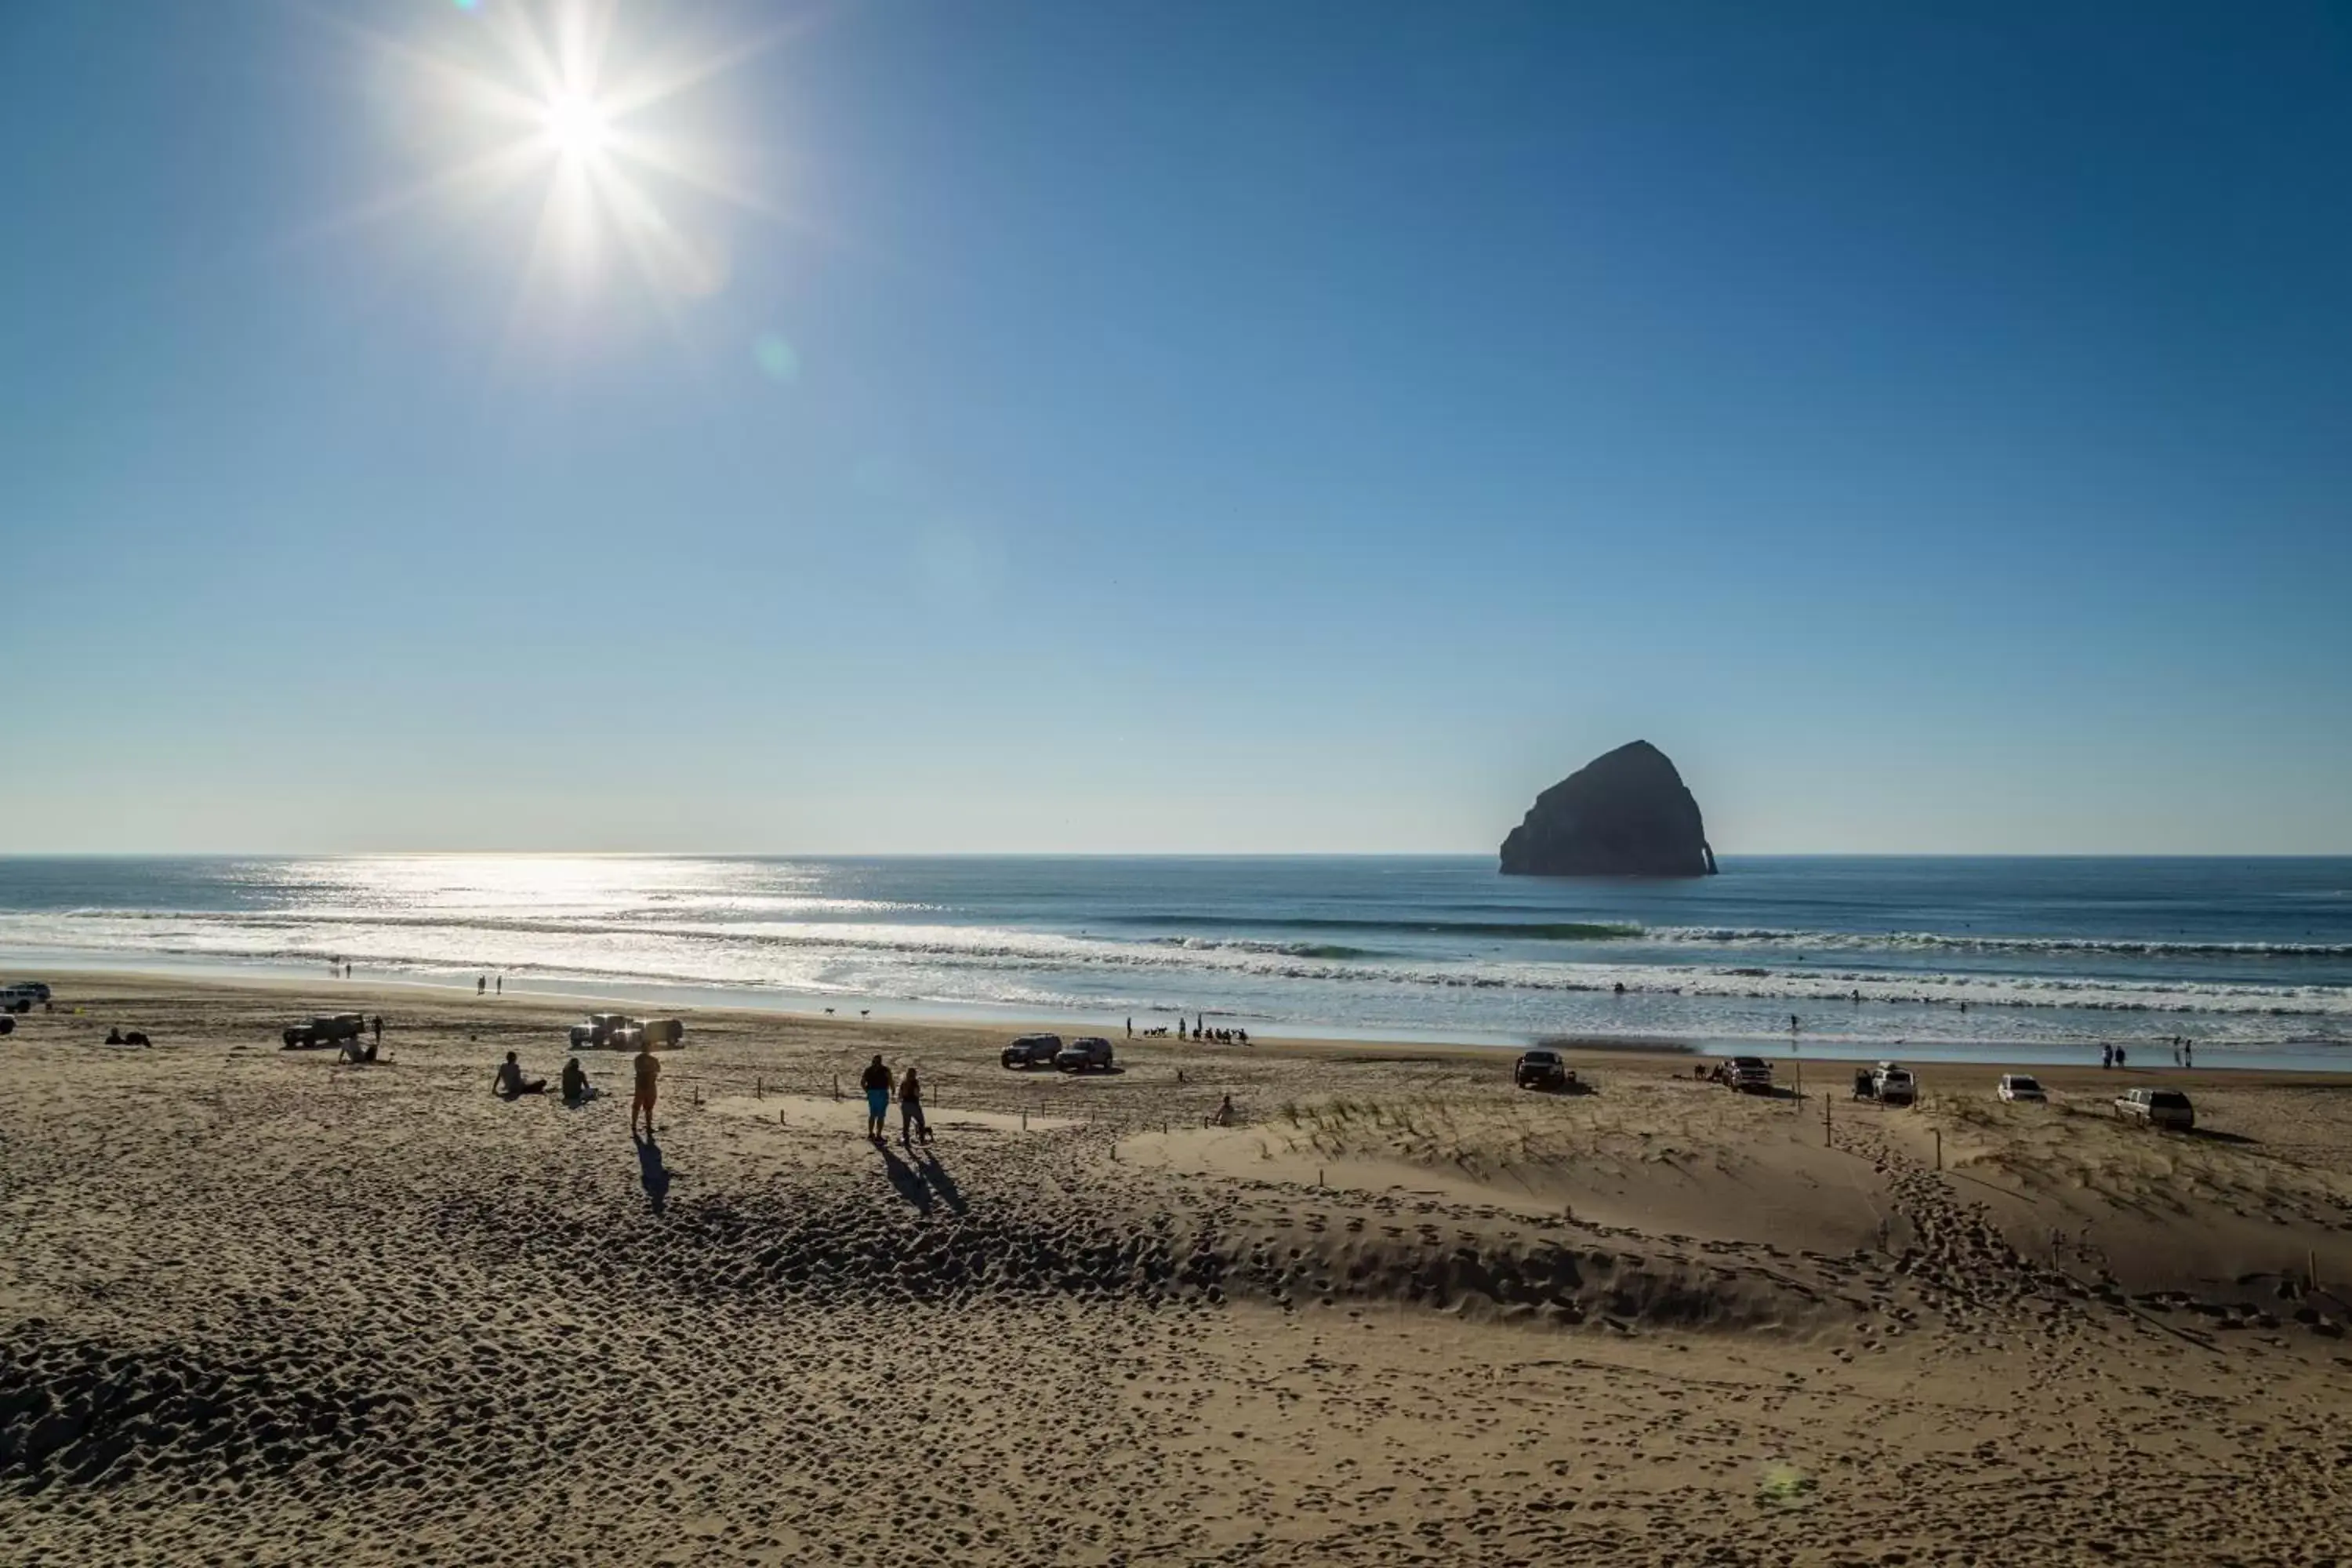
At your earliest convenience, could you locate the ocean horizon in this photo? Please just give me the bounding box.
[3,852,2347,1069]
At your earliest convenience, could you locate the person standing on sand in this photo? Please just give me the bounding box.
[898,1065,929,1147]
[860,1055,892,1142]
[477,975,486,996]
[371,1014,383,1048]
[495,975,503,995]
[631,1040,661,1137]
[1126,1018,1132,1039]
[2101,1045,2114,1069]
[2185,1040,2194,1069]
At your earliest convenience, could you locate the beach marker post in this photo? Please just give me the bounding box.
[1934,1130,1943,1171]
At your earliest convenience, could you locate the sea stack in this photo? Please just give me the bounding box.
[1499,740,1718,877]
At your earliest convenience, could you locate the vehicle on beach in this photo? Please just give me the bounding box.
[2114,1087,2194,1131]
[640,1018,684,1049]
[282,1013,365,1050]
[1514,1049,1575,1091]
[568,1013,637,1049]
[0,983,44,1014]
[1000,1033,1064,1069]
[1709,1056,1774,1094]
[1852,1062,1916,1105]
[1055,1036,1116,1073]
[1997,1073,2047,1103]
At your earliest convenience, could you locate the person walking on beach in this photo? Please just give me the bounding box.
[495,975,503,996]
[860,1054,892,1142]
[898,1065,929,1147]
[1125,1017,1132,1039]
[2101,1045,2114,1070]
[631,1039,661,1138]
[2185,1040,2194,1069]
[477,975,486,996]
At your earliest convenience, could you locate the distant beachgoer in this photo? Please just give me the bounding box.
[477,975,486,996]
[1125,1018,1132,1039]
[372,1015,383,1047]
[860,1055,892,1142]
[1613,982,1626,996]
[2184,1041,2194,1069]
[104,1027,124,1045]
[2116,1047,2128,1068]
[561,1056,590,1105]
[1210,1094,1235,1127]
[495,1051,546,1098]
[2172,1041,2181,1067]
[2100,1046,2113,1069]
[1236,1029,1248,1047]
[1790,1014,1799,1034]
[899,1067,929,1146]
[631,1041,661,1135]
[495,975,503,995]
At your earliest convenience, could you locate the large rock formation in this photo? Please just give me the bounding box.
[1500,741,1717,877]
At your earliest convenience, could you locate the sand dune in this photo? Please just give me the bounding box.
[5,972,2352,1563]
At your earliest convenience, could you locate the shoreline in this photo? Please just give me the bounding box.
[20,964,2352,1090]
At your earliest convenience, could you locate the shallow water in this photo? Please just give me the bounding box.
[2,855,2347,1067]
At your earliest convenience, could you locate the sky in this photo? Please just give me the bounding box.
[3,0,2349,855]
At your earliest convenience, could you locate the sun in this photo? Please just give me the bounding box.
[542,92,609,161]
[310,0,807,334]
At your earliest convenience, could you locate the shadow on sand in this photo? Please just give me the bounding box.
[877,1143,966,1216]
[634,1132,672,1215]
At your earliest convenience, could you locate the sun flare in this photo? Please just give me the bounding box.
[315,0,802,336]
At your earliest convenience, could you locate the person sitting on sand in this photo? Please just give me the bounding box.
[104,1027,124,1045]
[1210,1094,1235,1127]
[340,1037,376,1065]
[561,1055,592,1106]
[898,1065,930,1147]
[495,1051,546,1099]
[860,1054,892,1142]
[630,1040,660,1137]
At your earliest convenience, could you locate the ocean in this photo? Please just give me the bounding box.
[2,855,2348,1068]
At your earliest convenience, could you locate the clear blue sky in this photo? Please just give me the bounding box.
[4,1,2348,854]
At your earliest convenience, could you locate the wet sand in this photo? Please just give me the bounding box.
[5,971,2352,1565]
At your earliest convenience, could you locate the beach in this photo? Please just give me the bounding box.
[6,971,2352,1565]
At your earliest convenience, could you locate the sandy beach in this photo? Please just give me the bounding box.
[5,971,2352,1565]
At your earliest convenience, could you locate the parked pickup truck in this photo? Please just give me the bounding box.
[569,1013,637,1049]
[1710,1056,1775,1094]
[1514,1049,1575,1091]
[1000,1033,1064,1070]
[283,1013,365,1050]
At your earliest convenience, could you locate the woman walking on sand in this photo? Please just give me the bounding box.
[860,1054,892,1142]
[899,1065,929,1148]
